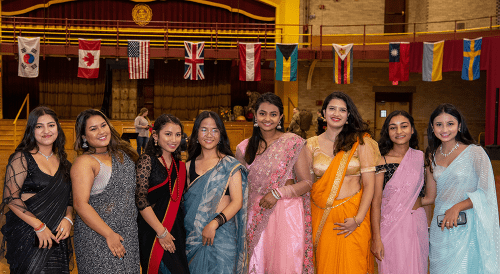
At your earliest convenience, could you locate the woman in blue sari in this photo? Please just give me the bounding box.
[184,111,248,274]
[425,104,500,274]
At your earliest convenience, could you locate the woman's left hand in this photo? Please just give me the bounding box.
[441,206,460,231]
[55,217,72,242]
[202,220,218,246]
[334,217,358,237]
[259,192,278,209]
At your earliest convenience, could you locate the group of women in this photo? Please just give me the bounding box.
[1,90,499,274]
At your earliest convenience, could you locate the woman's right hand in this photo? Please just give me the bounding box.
[371,237,385,261]
[158,230,176,253]
[36,227,57,249]
[105,232,126,259]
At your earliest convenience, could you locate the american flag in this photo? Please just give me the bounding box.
[184,41,204,80]
[128,40,150,79]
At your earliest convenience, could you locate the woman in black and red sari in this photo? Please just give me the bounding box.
[135,114,189,274]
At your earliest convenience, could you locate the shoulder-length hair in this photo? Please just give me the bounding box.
[187,111,234,162]
[144,114,184,161]
[424,103,475,171]
[244,92,284,164]
[137,107,150,124]
[11,106,70,173]
[378,110,419,156]
[74,109,139,163]
[322,91,371,154]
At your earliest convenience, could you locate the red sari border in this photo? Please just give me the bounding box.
[147,161,186,274]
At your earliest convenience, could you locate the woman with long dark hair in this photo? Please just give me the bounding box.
[236,92,314,274]
[135,107,151,155]
[425,104,500,274]
[184,111,248,273]
[1,106,73,273]
[135,114,189,274]
[371,110,431,274]
[307,91,380,274]
[71,109,140,273]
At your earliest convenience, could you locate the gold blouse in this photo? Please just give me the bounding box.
[307,135,381,179]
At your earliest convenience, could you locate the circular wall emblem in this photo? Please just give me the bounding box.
[132,4,152,26]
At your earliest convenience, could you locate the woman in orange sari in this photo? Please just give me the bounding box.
[307,91,380,274]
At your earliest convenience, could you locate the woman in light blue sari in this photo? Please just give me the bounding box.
[425,104,500,274]
[184,111,248,274]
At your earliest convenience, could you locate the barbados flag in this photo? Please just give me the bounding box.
[333,43,353,84]
[422,41,444,82]
[461,37,482,81]
[276,44,298,81]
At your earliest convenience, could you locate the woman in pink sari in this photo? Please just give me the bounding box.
[236,92,314,274]
[371,110,434,274]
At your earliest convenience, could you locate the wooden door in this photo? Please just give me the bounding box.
[384,0,406,33]
[375,101,410,140]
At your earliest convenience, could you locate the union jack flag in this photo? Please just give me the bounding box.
[184,41,205,80]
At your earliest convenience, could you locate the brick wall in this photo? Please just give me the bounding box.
[302,0,496,35]
[297,61,487,149]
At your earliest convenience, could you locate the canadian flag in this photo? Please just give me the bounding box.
[239,43,261,81]
[78,39,101,79]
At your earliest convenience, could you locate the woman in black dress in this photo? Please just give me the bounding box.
[1,106,73,273]
[135,114,190,274]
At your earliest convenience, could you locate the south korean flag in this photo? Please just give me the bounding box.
[18,37,40,78]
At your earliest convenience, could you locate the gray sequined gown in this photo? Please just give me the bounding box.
[74,153,140,273]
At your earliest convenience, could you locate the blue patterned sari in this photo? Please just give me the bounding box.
[184,156,248,274]
[430,145,500,274]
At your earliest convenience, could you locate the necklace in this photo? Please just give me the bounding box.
[38,151,53,161]
[439,142,459,157]
[94,150,108,155]
[160,155,180,202]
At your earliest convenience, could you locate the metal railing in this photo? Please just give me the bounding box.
[1,15,498,57]
[13,94,29,149]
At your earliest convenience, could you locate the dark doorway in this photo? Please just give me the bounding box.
[384,0,406,33]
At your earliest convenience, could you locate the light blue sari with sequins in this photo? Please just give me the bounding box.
[429,145,500,274]
[184,156,248,274]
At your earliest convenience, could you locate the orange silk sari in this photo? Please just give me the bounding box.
[311,140,374,274]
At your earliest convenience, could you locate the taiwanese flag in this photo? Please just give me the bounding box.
[78,39,101,79]
[389,42,410,82]
[239,43,261,81]
[333,43,353,84]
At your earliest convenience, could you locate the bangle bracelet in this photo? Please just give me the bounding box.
[35,224,47,233]
[63,217,74,226]
[271,189,281,200]
[353,216,360,227]
[34,223,44,231]
[156,228,169,239]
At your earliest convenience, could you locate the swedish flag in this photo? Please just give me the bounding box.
[461,37,482,81]
[276,44,298,81]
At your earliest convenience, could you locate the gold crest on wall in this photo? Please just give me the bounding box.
[132,4,152,26]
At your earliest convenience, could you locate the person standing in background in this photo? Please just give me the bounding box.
[316,109,327,136]
[135,108,151,156]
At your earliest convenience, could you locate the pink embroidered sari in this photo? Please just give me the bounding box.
[236,133,314,274]
[378,148,428,274]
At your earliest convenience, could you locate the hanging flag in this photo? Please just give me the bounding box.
[18,37,40,78]
[333,43,353,84]
[128,40,150,79]
[78,39,101,79]
[461,37,482,81]
[276,43,298,81]
[184,41,205,80]
[422,41,444,82]
[239,43,261,81]
[389,42,410,82]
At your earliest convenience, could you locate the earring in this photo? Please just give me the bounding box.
[345,121,349,125]
[277,121,282,130]
[154,139,158,146]
[254,119,258,127]
[82,138,88,149]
